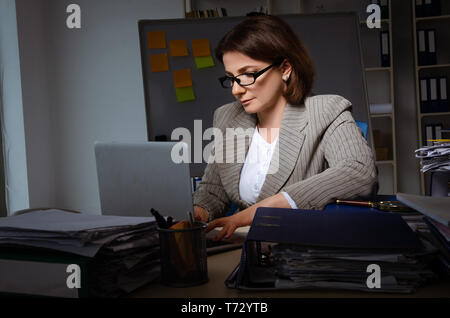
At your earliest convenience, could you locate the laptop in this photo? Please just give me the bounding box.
[94,141,192,221]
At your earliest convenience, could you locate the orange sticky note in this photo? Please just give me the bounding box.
[150,53,169,72]
[173,69,192,88]
[191,39,211,57]
[169,40,188,57]
[148,31,166,49]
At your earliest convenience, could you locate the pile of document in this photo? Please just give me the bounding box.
[229,207,438,293]
[415,141,450,173]
[0,209,160,297]
[398,193,450,275]
[270,243,436,293]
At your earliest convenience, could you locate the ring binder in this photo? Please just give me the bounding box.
[380,31,390,67]
[417,29,427,65]
[439,77,448,112]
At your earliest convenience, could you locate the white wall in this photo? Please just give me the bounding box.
[15,0,184,214]
[0,0,30,215]
[16,0,56,210]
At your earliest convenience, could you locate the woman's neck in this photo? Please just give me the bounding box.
[256,98,287,143]
[257,97,286,128]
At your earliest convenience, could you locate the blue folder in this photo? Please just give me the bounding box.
[246,207,422,250]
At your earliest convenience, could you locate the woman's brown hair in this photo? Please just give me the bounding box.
[215,15,315,105]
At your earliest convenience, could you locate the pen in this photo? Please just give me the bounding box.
[167,216,174,228]
[188,211,194,227]
[335,200,415,212]
[150,208,169,228]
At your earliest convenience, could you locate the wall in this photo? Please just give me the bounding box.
[15,0,184,214]
[0,0,30,215]
[16,0,56,211]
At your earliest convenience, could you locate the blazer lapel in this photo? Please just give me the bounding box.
[256,103,308,201]
[218,107,257,204]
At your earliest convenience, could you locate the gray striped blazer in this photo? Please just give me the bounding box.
[193,94,378,221]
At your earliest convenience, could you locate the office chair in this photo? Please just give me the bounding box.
[356,120,368,140]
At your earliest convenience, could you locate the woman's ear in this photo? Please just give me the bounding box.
[281,59,292,82]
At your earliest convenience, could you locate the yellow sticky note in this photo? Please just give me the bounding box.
[150,53,169,72]
[173,69,192,88]
[194,56,215,69]
[169,40,188,57]
[175,86,195,102]
[148,31,166,49]
[191,39,211,57]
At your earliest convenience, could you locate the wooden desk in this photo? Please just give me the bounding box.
[130,248,450,298]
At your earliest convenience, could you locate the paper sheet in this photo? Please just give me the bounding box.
[397,193,450,227]
[0,210,155,232]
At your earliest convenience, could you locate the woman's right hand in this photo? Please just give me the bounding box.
[194,205,209,223]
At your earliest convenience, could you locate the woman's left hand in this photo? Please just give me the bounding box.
[206,208,253,241]
[206,213,241,241]
[206,193,291,241]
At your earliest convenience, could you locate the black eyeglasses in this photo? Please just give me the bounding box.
[218,60,283,89]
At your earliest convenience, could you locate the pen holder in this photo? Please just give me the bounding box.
[157,222,208,287]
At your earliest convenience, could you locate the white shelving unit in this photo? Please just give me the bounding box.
[412,0,450,195]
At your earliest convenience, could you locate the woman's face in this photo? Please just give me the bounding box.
[222,51,290,114]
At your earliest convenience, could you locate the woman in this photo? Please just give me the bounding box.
[193,15,377,240]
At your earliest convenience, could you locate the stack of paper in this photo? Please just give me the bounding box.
[229,207,438,293]
[397,193,450,274]
[0,210,160,297]
[270,243,436,293]
[415,142,450,173]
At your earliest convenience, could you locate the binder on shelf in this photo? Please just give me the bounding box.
[427,29,437,65]
[380,31,390,67]
[425,124,434,146]
[435,124,443,140]
[420,77,430,113]
[431,0,442,16]
[416,0,441,18]
[439,77,449,112]
[416,0,425,17]
[417,29,427,65]
[417,29,437,66]
[424,0,441,17]
[429,77,439,112]
[379,0,389,19]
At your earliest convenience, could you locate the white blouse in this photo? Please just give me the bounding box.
[239,127,297,209]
